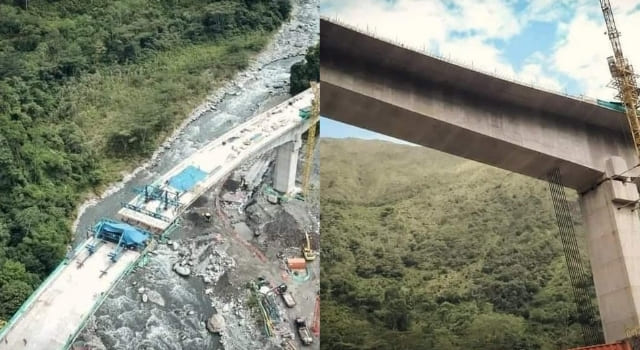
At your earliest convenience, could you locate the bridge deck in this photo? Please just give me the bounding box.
[117,89,314,233]
[0,243,139,350]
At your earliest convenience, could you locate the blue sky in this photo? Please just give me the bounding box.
[319,0,640,142]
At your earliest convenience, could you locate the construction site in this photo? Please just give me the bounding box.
[71,87,321,350]
[0,87,321,350]
[0,0,320,349]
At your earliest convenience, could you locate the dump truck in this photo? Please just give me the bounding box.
[281,291,296,308]
[295,317,313,346]
[276,284,296,307]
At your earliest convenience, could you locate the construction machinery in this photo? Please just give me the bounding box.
[311,295,320,336]
[301,82,320,196]
[600,0,640,158]
[281,290,297,308]
[295,317,313,346]
[302,231,316,261]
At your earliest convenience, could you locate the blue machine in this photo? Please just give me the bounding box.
[88,219,151,262]
[133,184,182,210]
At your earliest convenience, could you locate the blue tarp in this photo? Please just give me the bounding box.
[100,222,149,246]
[168,165,208,192]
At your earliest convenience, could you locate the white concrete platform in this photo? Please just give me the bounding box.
[117,89,315,232]
[0,244,139,350]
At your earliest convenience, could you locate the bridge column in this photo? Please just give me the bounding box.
[272,137,301,194]
[579,156,640,342]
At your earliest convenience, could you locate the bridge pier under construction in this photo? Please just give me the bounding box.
[579,156,640,342]
[273,137,302,194]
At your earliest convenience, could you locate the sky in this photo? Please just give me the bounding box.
[318,0,640,143]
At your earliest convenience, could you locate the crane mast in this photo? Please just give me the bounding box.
[600,0,640,157]
[301,82,319,195]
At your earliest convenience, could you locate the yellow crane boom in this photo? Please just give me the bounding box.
[600,0,640,157]
[301,82,320,195]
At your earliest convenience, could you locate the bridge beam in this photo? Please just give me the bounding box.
[320,18,636,192]
[579,156,640,342]
[272,137,301,194]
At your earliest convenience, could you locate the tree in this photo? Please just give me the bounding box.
[0,280,32,319]
[465,313,528,350]
[289,44,319,94]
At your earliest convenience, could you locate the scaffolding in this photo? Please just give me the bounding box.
[133,184,182,210]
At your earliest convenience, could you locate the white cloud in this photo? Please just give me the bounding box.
[444,0,522,39]
[321,0,520,52]
[437,36,516,77]
[551,4,640,99]
[520,63,563,91]
[322,0,448,52]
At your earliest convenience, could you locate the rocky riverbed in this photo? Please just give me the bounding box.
[71,1,319,349]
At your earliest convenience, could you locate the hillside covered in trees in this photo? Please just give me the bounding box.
[0,0,291,324]
[320,138,600,349]
[289,43,318,94]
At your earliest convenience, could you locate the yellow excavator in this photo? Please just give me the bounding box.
[302,231,316,261]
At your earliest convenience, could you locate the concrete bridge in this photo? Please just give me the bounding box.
[320,17,640,343]
[116,89,315,233]
[0,88,316,350]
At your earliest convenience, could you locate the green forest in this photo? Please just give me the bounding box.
[320,138,599,350]
[0,0,291,324]
[289,43,318,95]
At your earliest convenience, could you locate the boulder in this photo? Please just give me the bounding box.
[207,314,226,334]
[174,264,191,277]
[146,290,165,307]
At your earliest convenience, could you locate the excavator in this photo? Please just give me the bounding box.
[302,231,316,261]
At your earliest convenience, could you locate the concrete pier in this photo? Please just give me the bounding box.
[579,157,640,342]
[273,138,301,194]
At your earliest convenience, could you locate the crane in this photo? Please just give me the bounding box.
[301,82,320,196]
[600,0,640,157]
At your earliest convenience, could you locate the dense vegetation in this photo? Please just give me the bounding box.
[0,0,291,323]
[289,43,318,94]
[320,138,600,350]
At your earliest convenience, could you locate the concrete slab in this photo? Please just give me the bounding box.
[0,244,139,350]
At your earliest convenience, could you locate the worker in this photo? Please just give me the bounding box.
[23,338,27,345]
[204,212,212,222]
